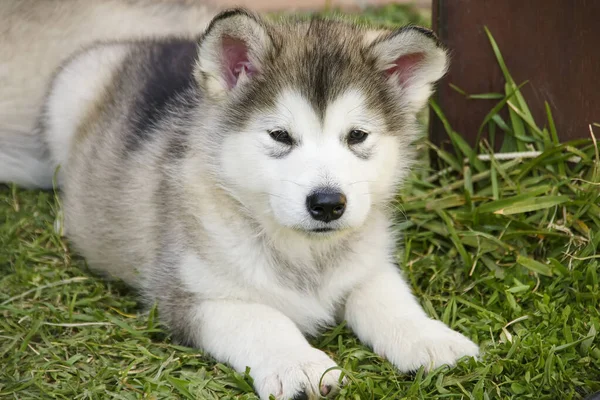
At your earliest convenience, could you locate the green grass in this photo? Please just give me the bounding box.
[1,5,600,400]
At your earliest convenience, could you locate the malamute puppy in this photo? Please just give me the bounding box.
[1,7,479,400]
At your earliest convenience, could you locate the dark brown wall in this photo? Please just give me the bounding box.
[431,0,600,149]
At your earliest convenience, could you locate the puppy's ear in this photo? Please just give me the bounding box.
[367,27,448,113]
[195,9,272,99]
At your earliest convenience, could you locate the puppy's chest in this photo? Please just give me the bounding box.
[181,235,369,333]
[228,242,365,332]
[230,235,355,290]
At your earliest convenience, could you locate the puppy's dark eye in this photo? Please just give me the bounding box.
[348,129,369,145]
[269,129,293,145]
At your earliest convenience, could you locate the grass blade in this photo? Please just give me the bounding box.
[494,196,570,215]
[517,255,553,277]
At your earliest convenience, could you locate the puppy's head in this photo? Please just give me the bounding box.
[194,9,447,237]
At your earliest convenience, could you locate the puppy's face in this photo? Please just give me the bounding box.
[195,10,447,237]
[219,88,402,235]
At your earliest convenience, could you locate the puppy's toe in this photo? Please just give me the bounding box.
[254,347,345,400]
[386,319,479,373]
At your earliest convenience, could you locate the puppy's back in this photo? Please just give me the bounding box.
[43,37,200,285]
[0,0,214,188]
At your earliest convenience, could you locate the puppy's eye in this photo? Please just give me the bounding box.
[269,129,293,145]
[347,129,369,145]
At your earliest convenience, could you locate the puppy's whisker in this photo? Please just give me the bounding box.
[348,180,376,186]
[279,179,307,187]
[264,192,290,200]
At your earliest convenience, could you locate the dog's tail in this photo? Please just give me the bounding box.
[0,129,55,189]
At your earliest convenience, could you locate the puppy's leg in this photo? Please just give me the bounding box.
[187,300,344,400]
[344,264,479,372]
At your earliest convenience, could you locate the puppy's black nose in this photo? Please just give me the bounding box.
[306,190,346,222]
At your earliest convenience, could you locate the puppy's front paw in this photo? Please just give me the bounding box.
[383,319,479,373]
[253,347,345,400]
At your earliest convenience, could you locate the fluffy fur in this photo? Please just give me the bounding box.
[1,6,479,399]
[0,0,215,188]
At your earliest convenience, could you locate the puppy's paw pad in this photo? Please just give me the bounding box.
[255,348,345,400]
[320,384,333,396]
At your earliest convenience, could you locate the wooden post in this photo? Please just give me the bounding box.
[431,0,600,149]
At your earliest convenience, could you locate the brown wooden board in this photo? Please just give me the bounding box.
[430,0,600,150]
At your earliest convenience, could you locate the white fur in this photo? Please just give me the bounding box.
[345,265,480,372]
[179,208,478,399]
[220,89,403,235]
[189,300,344,399]
[45,45,130,170]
